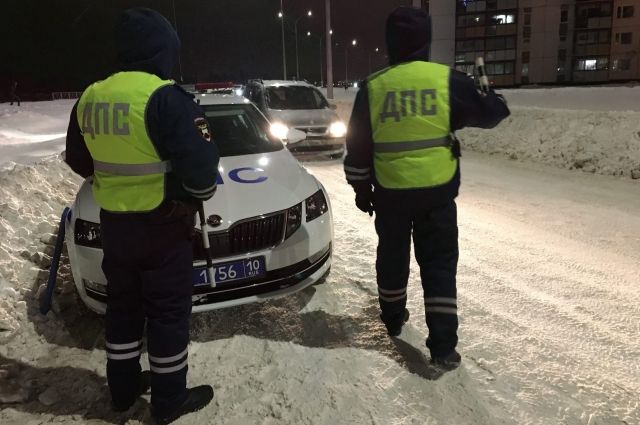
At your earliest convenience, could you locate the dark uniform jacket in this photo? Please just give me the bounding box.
[345,8,510,208]
[65,9,218,204]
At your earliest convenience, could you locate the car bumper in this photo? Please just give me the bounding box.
[66,209,333,315]
[288,137,345,156]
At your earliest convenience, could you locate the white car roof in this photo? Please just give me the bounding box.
[196,94,251,106]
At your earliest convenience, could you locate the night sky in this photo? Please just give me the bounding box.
[1,0,411,96]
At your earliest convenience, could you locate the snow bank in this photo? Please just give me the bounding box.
[458,107,640,179]
[0,159,80,340]
[501,85,640,112]
[325,87,640,179]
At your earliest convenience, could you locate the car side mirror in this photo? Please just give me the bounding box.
[329,103,338,111]
[286,128,307,145]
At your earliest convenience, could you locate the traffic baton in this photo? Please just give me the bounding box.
[475,57,490,95]
[197,203,216,288]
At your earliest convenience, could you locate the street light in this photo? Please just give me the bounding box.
[343,39,357,86]
[308,30,333,87]
[325,0,334,99]
[294,10,313,80]
[368,47,381,74]
[278,1,286,80]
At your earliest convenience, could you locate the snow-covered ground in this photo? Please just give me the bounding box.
[1,87,639,424]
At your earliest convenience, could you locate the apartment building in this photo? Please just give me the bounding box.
[413,0,640,85]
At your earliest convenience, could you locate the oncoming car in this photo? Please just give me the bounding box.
[65,94,333,314]
[243,80,346,158]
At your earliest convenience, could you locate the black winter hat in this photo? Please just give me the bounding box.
[386,7,432,65]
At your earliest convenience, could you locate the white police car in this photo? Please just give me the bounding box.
[65,94,333,314]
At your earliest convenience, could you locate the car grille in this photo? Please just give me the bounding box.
[193,212,286,260]
[296,126,328,136]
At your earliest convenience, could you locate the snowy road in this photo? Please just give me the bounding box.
[302,152,640,425]
[1,93,639,424]
[3,152,637,425]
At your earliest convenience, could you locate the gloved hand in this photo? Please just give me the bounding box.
[355,187,374,217]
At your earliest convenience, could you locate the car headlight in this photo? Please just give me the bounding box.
[329,121,347,138]
[74,219,102,248]
[270,122,289,139]
[285,203,302,238]
[305,190,328,222]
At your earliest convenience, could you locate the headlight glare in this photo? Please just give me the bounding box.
[329,121,347,138]
[285,203,302,238]
[305,190,329,222]
[74,219,102,248]
[270,122,290,139]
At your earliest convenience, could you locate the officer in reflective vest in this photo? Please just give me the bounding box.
[65,8,218,423]
[344,6,510,370]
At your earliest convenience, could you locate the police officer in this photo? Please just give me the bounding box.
[344,7,510,370]
[65,8,218,423]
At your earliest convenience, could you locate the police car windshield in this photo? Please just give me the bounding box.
[265,86,328,110]
[203,104,284,157]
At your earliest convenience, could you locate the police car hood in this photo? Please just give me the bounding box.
[267,108,339,128]
[202,149,319,231]
[72,149,320,229]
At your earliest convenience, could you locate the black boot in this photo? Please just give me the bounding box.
[152,385,214,425]
[112,370,151,412]
[430,350,461,371]
[380,309,410,337]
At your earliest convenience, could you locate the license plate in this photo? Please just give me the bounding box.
[193,256,266,287]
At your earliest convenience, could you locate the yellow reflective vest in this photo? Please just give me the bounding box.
[77,72,174,212]
[368,61,457,189]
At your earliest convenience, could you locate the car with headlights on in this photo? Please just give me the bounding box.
[65,94,333,314]
[243,80,347,158]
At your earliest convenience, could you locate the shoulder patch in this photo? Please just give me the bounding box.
[195,117,212,142]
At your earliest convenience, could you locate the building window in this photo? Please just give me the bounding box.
[574,57,609,71]
[422,0,430,14]
[561,10,569,23]
[559,23,568,41]
[523,8,532,43]
[485,61,515,75]
[457,14,485,27]
[620,32,632,44]
[456,0,487,13]
[613,58,631,71]
[521,63,529,77]
[491,14,515,24]
[617,6,634,18]
[576,30,611,45]
[522,51,530,63]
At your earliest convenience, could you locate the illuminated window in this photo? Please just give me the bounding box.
[492,14,515,24]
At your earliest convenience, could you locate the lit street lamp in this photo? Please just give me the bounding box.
[307,29,333,86]
[368,47,381,74]
[294,10,312,80]
[278,1,286,80]
[325,0,334,99]
[341,39,357,86]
